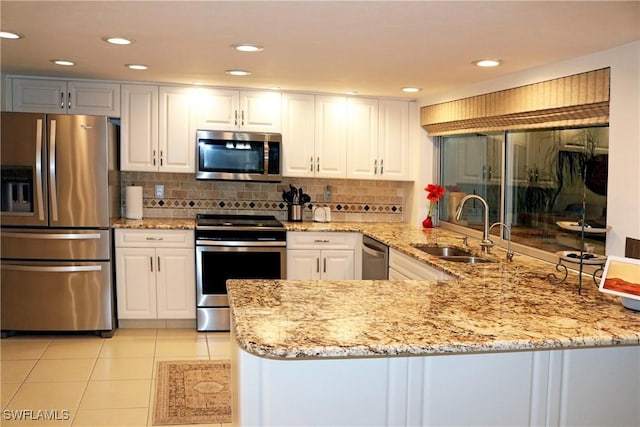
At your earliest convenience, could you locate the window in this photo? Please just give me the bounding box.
[440,126,609,257]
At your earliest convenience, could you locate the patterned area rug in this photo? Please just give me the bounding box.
[153,360,232,425]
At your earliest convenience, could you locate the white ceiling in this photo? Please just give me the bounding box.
[1,1,639,99]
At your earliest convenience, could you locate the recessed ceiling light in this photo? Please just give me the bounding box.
[226,69,251,76]
[0,31,23,39]
[50,59,75,66]
[401,87,422,93]
[126,64,148,70]
[473,59,503,67]
[103,36,133,45]
[232,44,264,52]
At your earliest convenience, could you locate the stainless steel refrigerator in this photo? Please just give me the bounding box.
[1,112,119,337]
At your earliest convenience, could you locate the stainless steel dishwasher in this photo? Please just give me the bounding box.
[362,236,389,280]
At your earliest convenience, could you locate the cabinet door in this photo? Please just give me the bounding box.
[322,250,355,280]
[67,81,120,116]
[378,100,410,181]
[281,93,315,177]
[192,88,238,131]
[287,250,321,280]
[159,86,196,173]
[240,91,281,132]
[346,98,379,180]
[115,247,157,319]
[12,78,67,114]
[155,248,196,319]
[315,95,347,178]
[120,84,158,172]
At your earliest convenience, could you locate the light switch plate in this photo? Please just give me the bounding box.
[155,184,164,198]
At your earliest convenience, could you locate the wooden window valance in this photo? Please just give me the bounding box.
[421,68,610,136]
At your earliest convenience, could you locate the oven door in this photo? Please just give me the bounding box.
[196,245,286,307]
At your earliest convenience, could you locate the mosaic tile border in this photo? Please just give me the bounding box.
[143,198,402,214]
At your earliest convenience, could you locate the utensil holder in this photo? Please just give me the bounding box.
[288,205,303,222]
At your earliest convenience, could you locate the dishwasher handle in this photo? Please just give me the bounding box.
[363,244,385,258]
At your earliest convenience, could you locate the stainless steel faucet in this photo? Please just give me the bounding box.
[489,222,514,262]
[455,194,494,253]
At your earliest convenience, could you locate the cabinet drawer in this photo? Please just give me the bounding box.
[115,229,194,248]
[287,232,360,250]
[389,248,453,280]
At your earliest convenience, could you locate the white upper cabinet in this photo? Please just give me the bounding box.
[193,88,281,132]
[121,84,159,172]
[281,93,316,177]
[11,77,120,116]
[314,95,348,178]
[121,84,195,173]
[377,99,411,180]
[346,97,379,179]
[347,99,410,181]
[158,86,196,173]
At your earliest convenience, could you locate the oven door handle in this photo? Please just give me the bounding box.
[196,240,286,247]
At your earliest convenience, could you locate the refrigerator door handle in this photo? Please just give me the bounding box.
[1,232,101,240]
[1,264,103,273]
[49,119,59,222]
[35,119,45,221]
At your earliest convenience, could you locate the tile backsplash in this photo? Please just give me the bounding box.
[121,172,406,222]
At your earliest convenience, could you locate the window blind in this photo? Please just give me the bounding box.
[421,68,610,136]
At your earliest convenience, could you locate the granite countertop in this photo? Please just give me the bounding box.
[111,218,195,229]
[228,222,640,360]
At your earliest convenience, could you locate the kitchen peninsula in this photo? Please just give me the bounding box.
[228,223,640,427]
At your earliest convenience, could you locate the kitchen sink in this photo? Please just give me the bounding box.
[410,244,473,257]
[438,256,495,264]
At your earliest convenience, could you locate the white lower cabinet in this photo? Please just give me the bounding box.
[115,229,195,319]
[232,341,640,426]
[389,248,453,280]
[287,232,361,280]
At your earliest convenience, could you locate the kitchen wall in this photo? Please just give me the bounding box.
[121,172,410,223]
[415,40,640,257]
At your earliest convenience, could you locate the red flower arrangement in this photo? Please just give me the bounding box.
[424,184,446,221]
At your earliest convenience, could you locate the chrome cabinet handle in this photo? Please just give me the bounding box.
[316,157,320,172]
[67,92,71,109]
[35,119,45,221]
[374,159,378,174]
[160,150,164,166]
[241,110,245,126]
[60,92,65,109]
[310,156,314,172]
[145,237,164,241]
[234,110,238,126]
[380,159,384,175]
[152,149,157,166]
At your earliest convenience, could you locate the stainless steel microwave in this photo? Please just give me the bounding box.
[196,130,282,182]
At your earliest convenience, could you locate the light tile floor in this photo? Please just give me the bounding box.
[0,328,232,426]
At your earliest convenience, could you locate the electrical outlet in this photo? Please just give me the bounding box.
[323,185,332,202]
[155,184,164,198]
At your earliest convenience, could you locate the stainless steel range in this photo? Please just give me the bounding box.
[195,214,286,331]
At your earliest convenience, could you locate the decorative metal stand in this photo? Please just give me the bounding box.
[548,255,606,292]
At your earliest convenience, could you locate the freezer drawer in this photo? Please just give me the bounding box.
[1,260,114,333]
[1,229,110,260]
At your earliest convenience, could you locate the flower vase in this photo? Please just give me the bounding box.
[422,216,433,228]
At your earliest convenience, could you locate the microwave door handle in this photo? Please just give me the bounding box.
[263,141,269,175]
[48,119,59,222]
[35,118,45,221]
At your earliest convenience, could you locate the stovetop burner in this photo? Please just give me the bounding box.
[196,214,284,230]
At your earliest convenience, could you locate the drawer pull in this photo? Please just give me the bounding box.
[313,239,330,243]
[145,237,164,241]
